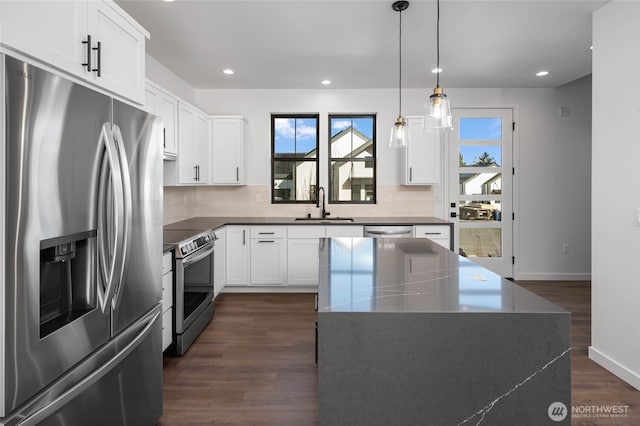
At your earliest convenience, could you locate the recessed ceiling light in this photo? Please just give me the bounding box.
[536,70,549,77]
[321,80,331,85]
[431,68,443,74]
[223,69,234,75]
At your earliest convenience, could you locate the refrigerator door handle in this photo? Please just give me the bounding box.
[13,308,161,426]
[97,123,125,314]
[110,124,133,310]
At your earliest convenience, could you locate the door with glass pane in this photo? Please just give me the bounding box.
[449,109,513,277]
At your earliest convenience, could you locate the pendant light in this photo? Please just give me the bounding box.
[390,0,410,148]
[423,0,453,131]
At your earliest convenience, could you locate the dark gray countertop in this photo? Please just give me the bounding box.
[317,237,566,314]
[163,216,452,251]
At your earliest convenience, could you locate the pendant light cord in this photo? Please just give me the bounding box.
[398,7,403,117]
[436,0,440,88]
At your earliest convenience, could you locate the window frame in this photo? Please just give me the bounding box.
[271,113,320,204]
[328,114,377,204]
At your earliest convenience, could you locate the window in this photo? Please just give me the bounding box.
[271,114,319,203]
[328,115,376,203]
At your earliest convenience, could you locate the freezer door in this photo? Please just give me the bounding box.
[0,305,162,426]
[3,56,112,415]
[111,100,163,336]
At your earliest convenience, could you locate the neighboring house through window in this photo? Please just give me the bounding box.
[329,115,376,203]
[271,114,319,203]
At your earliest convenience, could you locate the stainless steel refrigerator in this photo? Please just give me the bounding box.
[1,55,163,425]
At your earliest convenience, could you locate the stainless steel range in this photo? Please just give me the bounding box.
[174,229,217,355]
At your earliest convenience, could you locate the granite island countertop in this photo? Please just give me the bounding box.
[317,237,571,425]
[317,237,565,314]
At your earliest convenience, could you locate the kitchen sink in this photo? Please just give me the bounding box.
[294,217,354,223]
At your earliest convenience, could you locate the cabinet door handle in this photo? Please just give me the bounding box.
[423,232,441,235]
[242,230,246,246]
[258,240,275,243]
[194,165,198,181]
[236,167,239,182]
[92,41,101,77]
[258,232,275,235]
[82,35,92,72]
[409,167,413,182]
[163,128,166,149]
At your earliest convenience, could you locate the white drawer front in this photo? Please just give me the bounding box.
[287,225,326,239]
[325,225,363,238]
[250,226,285,239]
[162,252,173,274]
[162,308,173,352]
[162,272,173,311]
[413,225,450,239]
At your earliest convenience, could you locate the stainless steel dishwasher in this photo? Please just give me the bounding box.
[363,225,414,238]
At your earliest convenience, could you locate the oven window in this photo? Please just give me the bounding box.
[183,251,213,322]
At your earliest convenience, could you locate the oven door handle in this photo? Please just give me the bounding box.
[182,243,215,268]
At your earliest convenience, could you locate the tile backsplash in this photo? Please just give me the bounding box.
[163,185,436,225]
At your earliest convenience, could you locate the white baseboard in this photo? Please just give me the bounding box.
[515,272,591,281]
[221,286,317,294]
[588,346,640,391]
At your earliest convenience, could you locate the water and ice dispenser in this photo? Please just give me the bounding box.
[39,231,97,338]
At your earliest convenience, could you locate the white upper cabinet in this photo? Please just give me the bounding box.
[177,102,210,185]
[0,1,87,75]
[210,116,247,185]
[85,1,147,104]
[0,0,148,104]
[404,116,441,185]
[145,82,178,159]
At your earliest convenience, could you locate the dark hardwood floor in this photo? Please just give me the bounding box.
[160,283,640,425]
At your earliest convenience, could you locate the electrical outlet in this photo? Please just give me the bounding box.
[562,243,569,254]
[559,106,571,117]
[255,194,261,203]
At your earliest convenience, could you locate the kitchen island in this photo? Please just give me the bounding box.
[317,237,570,425]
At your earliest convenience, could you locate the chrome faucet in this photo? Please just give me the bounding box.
[316,186,330,219]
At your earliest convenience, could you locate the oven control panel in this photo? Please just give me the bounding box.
[178,230,217,258]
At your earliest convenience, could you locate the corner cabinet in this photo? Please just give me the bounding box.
[0,0,148,105]
[177,102,210,185]
[210,116,247,185]
[145,82,178,159]
[404,116,441,185]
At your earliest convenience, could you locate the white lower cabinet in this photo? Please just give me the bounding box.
[161,251,173,352]
[287,226,325,286]
[213,227,226,298]
[413,225,451,250]
[226,226,249,286]
[250,226,286,285]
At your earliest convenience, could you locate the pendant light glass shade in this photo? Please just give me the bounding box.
[390,1,410,148]
[390,116,411,148]
[423,0,453,132]
[423,87,452,131]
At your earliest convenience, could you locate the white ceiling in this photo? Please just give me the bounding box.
[116,0,607,90]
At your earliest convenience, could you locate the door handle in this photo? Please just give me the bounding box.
[82,35,92,72]
[97,124,124,314]
[111,125,133,310]
[163,128,166,149]
[194,165,198,181]
[409,167,413,182]
[92,41,102,77]
[236,166,239,182]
